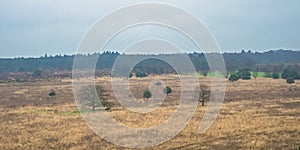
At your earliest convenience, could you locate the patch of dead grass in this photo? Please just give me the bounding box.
[0,76,299,149]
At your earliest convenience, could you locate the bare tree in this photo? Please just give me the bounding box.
[196,85,211,106]
[78,84,108,111]
[96,86,111,109]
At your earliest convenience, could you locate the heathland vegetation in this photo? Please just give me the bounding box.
[1,50,299,84]
[0,50,299,149]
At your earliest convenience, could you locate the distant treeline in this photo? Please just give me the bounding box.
[1,50,300,75]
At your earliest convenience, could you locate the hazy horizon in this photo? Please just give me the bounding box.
[0,49,299,59]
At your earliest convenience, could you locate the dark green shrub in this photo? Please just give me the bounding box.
[229,73,239,82]
[143,90,152,99]
[272,73,280,79]
[238,69,251,80]
[163,86,172,95]
[49,89,56,97]
[287,78,295,84]
[282,68,300,79]
[136,72,148,78]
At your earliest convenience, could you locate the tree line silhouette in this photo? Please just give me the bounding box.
[0,50,299,77]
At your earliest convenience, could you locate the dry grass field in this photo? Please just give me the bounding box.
[0,76,299,149]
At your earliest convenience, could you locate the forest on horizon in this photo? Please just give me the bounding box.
[0,49,300,77]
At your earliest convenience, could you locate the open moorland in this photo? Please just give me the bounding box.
[0,76,299,149]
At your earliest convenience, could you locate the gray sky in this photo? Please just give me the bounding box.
[0,0,300,57]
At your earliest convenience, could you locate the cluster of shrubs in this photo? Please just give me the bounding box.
[129,71,148,78]
[281,68,299,84]
[229,69,251,82]
[143,86,172,99]
[271,73,280,79]
[229,68,299,84]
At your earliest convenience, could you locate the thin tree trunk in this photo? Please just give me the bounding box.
[92,100,95,111]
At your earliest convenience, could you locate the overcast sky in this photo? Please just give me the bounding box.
[0,0,300,57]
